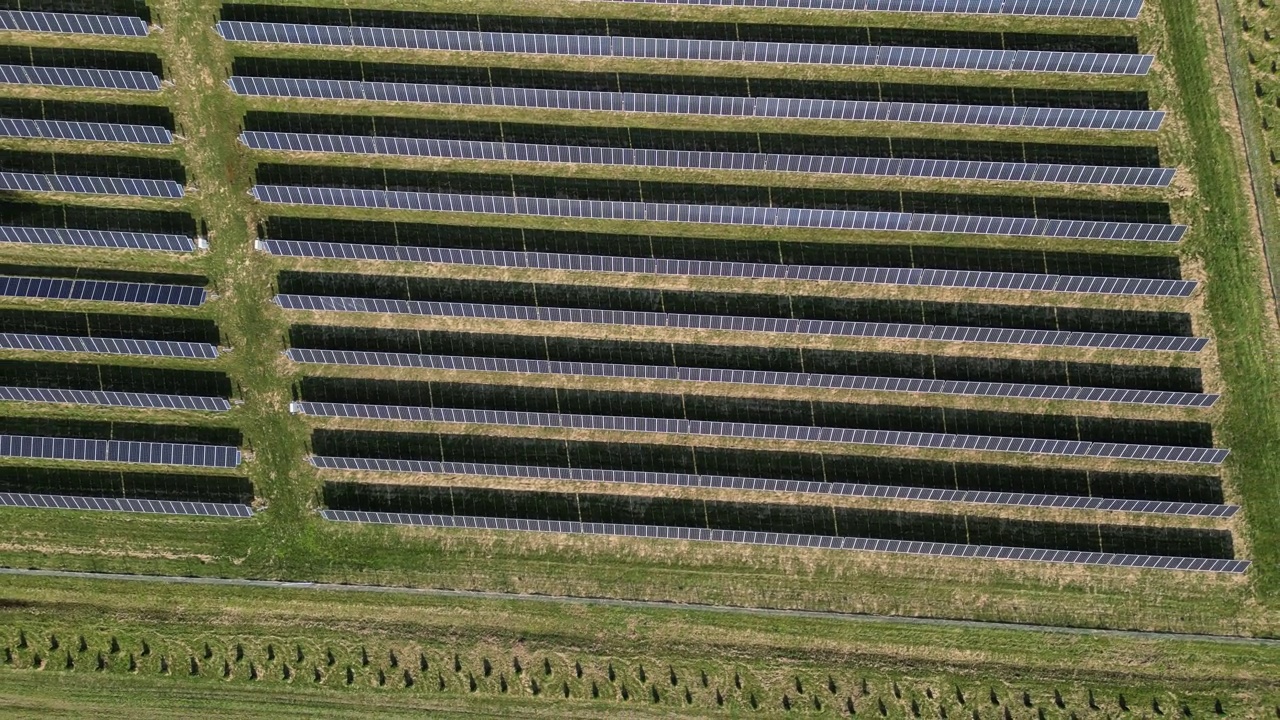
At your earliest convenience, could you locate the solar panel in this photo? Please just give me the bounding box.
[0,225,195,252]
[260,240,1194,297]
[1,117,172,145]
[593,1,1145,20]
[290,401,1229,465]
[274,294,1209,353]
[0,333,218,359]
[0,11,148,37]
[321,511,1246,574]
[0,385,230,411]
[240,132,1174,188]
[285,348,1217,408]
[0,275,205,306]
[0,172,183,198]
[0,492,251,516]
[0,64,162,91]
[0,434,241,468]
[216,22,1152,76]
[252,186,1186,242]
[310,455,1236,517]
[228,77,1164,132]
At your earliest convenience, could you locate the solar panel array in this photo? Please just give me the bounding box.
[216,21,1152,76]
[596,0,1146,19]
[252,186,1187,242]
[240,132,1174,188]
[0,385,231,411]
[0,64,161,91]
[310,455,1236,517]
[215,0,1244,572]
[0,10,149,37]
[0,493,252,517]
[0,276,205,306]
[274,294,1209,353]
[0,332,218,359]
[0,172,183,198]
[291,401,1229,465]
[321,510,1247,574]
[0,434,241,468]
[228,77,1166,131]
[0,225,195,252]
[260,240,1195,297]
[285,348,1218,408]
[1,117,172,145]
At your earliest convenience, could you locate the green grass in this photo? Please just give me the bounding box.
[0,0,1277,668]
[1231,0,1280,307]
[0,573,1278,718]
[1159,0,1280,601]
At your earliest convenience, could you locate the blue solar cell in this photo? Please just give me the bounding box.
[0,333,218,359]
[0,117,172,144]
[0,172,183,198]
[0,492,252,516]
[228,76,1164,131]
[0,10,148,37]
[216,21,1152,76]
[0,434,240,467]
[0,385,230,411]
[0,64,161,91]
[321,510,1246,574]
[259,239,1194,297]
[240,132,1174,188]
[274,294,1208,352]
[0,276,205,306]
[251,186,1185,242]
[285,347,1217,407]
[590,0,1144,19]
[290,400,1228,465]
[0,225,195,251]
[310,455,1236,517]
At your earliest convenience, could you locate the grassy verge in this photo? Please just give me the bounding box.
[1158,0,1280,600]
[1227,0,1280,319]
[0,573,1277,718]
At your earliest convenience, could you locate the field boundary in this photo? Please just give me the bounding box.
[1212,0,1280,324]
[4,566,1276,647]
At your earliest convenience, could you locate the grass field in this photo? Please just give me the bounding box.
[1,572,1279,718]
[2,0,1280,713]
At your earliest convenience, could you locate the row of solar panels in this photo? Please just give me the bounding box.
[215,21,1152,76]
[290,401,1229,465]
[238,132,1176,188]
[0,64,161,91]
[252,186,1187,242]
[0,333,218,359]
[322,511,1248,574]
[0,434,240,468]
[598,0,1146,19]
[0,493,253,517]
[273,294,1210,353]
[0,11,148,37]
[0,172,183,198]
[0,385,230,411]
[284,348,1218,408]
[309,456,1235,517]
[0,276,205,307]
[1,117,173,145]
[258,240,1196,298]
[0,226,196,252]
[228,77,1166,131]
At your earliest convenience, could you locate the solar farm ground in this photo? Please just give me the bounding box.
[1,0,1280,716]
